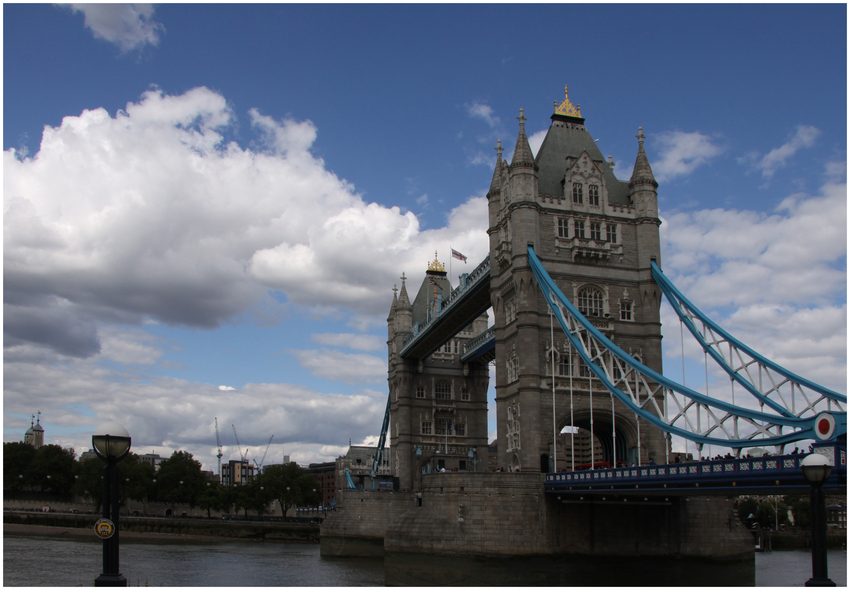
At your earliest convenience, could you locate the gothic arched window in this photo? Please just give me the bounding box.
[577,286,604,317]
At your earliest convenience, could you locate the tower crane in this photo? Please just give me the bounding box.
[232,424,248,462]
[214,417,223,482]
[254,435,274,471]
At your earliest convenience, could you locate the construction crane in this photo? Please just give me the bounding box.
[214,417,223,482]
[254,435,274,471]
[232,424,248,462]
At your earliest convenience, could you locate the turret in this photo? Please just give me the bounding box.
[508,109,539,204]
[629,127,659,219]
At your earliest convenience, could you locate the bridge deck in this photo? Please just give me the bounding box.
[545,448,846,496]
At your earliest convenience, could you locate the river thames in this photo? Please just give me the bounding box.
[3,533,846,586]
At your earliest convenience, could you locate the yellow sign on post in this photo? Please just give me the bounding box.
[94,518,115,539]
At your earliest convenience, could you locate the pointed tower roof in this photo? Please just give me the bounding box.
[629,127,658,189]
[489,139,504,194]
[398,272,411,306]
[534,85,632,206]
[510,109,537,169]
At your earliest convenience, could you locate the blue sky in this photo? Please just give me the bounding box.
[4,4,846,471]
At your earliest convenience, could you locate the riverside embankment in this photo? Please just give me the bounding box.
[4,510,320,543]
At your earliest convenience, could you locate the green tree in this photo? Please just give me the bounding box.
[74,457,106,510]
[30,444,76,494]
[197,481,229,518]
[156,451,206,509]
[737,498,759,524]
[3,442,36,493]
[258,463,321,516]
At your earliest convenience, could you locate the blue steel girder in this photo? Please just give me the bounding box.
[651,260,846,420]
[527,247,847,449]
[400,256,491,359]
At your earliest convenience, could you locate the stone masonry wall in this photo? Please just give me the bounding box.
[320,489,415,556]
[385,472,551,556]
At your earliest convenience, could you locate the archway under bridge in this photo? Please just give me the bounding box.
[554,409,638,471]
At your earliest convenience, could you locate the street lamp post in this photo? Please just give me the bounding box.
[801,453,835,587]
[92,422,131,587]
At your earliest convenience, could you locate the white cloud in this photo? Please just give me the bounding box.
[660,165,846,394]
[466,102,500,128]
[69,4,164,52]
[652,131,724,182]
[756,125,821,178]
[4,87,491,358]
[3,357,384,470]
[311,333,384,352]
[288,348,386,385]
[528,129,547,158]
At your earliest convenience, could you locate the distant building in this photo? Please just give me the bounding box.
[80,449,98,462]
[139,453,163,472]
[24,413,44,449]
[304,462,336,507]
[202,470,218,483]
[222,460,254,486]
[336,445,392,491]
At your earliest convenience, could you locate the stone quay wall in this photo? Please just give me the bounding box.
[320,489,416,557]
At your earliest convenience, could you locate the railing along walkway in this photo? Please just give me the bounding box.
[545,445,846,495]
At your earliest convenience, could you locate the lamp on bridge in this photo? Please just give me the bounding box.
[92,422,131,587]
[800,453,834,587]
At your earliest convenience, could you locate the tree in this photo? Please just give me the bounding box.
[258,463,322,517]
[785,494,811,528]
[30,444,76,494]
[3,442,36,493]
[74,457,106,510]
[156,451,206,509]
[197,481,229,518]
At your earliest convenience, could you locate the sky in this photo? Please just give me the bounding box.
[3,3,846,472]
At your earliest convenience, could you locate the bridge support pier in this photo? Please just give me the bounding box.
[322,473,755,585]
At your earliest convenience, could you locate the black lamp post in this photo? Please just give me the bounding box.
[801,453,835,587]
[92,422,131,587]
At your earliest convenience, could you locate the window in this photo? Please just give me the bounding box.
[558,354,572,376]
[590,222,601,240]
[579,364,591,377]
[421,420,432,435]
[416,385,425,398]
[606,223,617,243]
[558,217,569,238]
[507,355,519,383]
[572,183,583,204]
[575,220,585,239]
[589,185,599,206]
[456,423,466,436]
[577,286,604,317]
[435,381,452,400]
[435,419,448,436]
[459,460,467,470]
[461,387,470,401]
[620,301,633,321]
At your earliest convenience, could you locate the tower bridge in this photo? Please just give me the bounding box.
[322,87,846,582]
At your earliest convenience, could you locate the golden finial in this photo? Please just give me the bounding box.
[427,251,445,272]
[555,84,581,118]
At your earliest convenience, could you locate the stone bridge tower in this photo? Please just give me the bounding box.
[488,88,668,473]
[386,254,490,491]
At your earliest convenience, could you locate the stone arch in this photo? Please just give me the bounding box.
[557,407,639,468]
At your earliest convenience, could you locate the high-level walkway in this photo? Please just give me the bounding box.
[399,255,491,359]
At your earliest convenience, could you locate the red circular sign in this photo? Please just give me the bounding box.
[818,418,831,435]
[813,413,835,441]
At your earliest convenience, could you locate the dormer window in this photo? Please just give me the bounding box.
[572,183,583,204]
[589,185,599,206]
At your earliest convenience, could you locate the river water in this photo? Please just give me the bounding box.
[2,533,846,586]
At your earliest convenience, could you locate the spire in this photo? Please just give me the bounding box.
[398,272,411,306]
[629,127,658,189]
[489,139,504,194]
[510,108,536,168]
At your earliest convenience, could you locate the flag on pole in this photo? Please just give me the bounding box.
[429,277,442,289]
[451,248,468,263]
